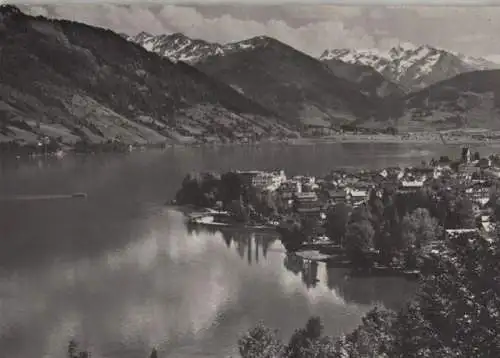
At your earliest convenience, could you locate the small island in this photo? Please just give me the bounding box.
[173,146,500,279]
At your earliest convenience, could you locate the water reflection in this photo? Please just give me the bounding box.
[186,225,276,266]
[193,225,417,313]
[324,264,417,311]
[284,254,319,289]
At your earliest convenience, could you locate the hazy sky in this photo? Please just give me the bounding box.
[16,2,500,58]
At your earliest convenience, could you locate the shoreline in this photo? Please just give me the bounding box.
[2,130,500,158]
[178,206,420,280]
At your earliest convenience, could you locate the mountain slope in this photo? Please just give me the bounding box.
[130,32,404,101]
[320,44,500,93]
[131,32,384,128]
[392,70,500,131]
[194,36,382,128]
[0,6,294,146]
[320,58,404,98]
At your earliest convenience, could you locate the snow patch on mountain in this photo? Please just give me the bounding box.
[128,32,263,65]
[320,43,500,92]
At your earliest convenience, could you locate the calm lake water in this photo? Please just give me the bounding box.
[0,142,488,358]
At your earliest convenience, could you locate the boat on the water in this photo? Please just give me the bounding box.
[71,192,88,199]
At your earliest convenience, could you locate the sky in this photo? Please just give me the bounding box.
[14,2,500,59]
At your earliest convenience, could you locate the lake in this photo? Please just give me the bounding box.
[0,142,485,358]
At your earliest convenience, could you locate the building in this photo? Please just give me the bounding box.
[465,183,491,207]
[237,170,286,191]
[347,188,369,206]
[238,170,262,187]
[445,228,480,241]
[457,163,480,181]
[477,158,491,169]
[294,191,318,202]
[398,179,425,194]
[478,215,495,234]
[325,189,350,205]
[278,181,302,208]
[461,146,471,163]
[484,167,500,179]
[294,191,323,219]
[296,200,323,216]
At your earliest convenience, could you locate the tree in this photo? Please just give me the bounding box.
[324,203,351,245]
[343,307,397,357]
[220,172,244,206]
[175,172,206,206]
[368,190,384,221]
[238,322,283,358]
[349,204,372,224]
[228,198,249,223]
[494,197,500,223]
[67,341,90,358]
[286,317,329,358]
[68,340,78,358]
[278,219,306,252]
[199,172,220,206]
[453,196,475,229]
[400,208,442,269]
[439,156,451,163]
[401,209,441,248]
[344,220,375,268]
[395,231,500,357]
[376,200,402,265]
[304,316,323,340]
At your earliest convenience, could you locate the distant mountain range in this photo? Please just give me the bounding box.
[130,32,500,132]
[2,5,500,148]
[130,32,405,99]
[320,44,500,93]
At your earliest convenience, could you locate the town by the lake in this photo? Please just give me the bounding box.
[176,146,497,275]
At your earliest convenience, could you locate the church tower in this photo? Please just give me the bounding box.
[461,146,471,163]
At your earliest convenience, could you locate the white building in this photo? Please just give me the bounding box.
[239,170,287,191]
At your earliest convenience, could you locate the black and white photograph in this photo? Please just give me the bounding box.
[1,1,500,357]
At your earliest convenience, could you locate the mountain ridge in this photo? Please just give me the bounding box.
[0,6,296,147]
[193,35,384,129]
[320,44,500,93]
[130,31,404,132]
[391,69,500,131]
[129,32,404,99]
[3,5,500,146]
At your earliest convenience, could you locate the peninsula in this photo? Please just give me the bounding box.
[174,146,499,277]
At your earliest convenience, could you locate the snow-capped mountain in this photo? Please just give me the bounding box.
[128,32,265,64]
[130,32,385,127]
[320,43,500,93]
[129,32,222,64]
[130,32,404,99]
